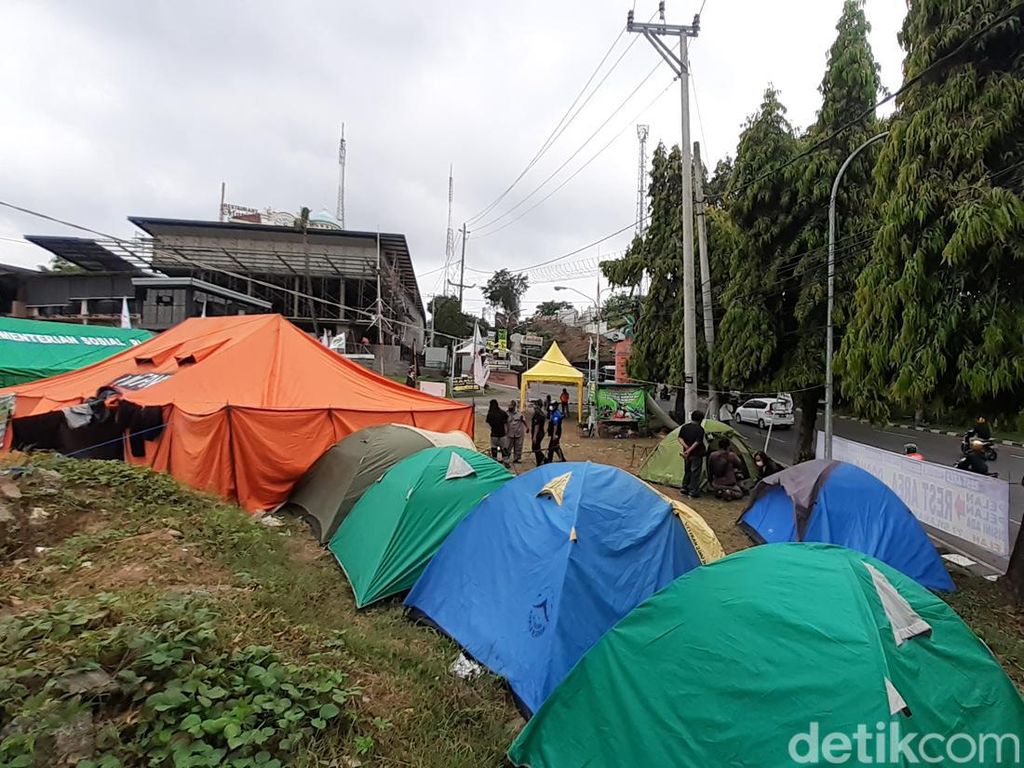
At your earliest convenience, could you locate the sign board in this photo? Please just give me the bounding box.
[497,329,508,351]
[522,334,543,348]
[816,433,1010,565]
[593,384,647,425]
[418,381,447,398]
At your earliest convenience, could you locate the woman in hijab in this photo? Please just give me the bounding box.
[486,399,510,465]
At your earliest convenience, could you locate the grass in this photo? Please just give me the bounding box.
[0,456,519,767]
[1,445,1021,767]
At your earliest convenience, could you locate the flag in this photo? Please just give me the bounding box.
[471,319,490,388]
[120,297,131,329]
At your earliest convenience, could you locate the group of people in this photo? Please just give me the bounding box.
[677,410,783,500]
[486,392,570,468]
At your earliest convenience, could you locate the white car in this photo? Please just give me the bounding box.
[735,397,794,429]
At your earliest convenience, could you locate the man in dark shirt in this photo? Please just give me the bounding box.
[708,438,745,500]
[531,400,548,466]
[678,410,706,498]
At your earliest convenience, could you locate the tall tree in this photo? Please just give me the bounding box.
[837,0,1024,425]
[771,1,883,458]
[601,292,641,330]
[713,87,801,414]
[482,269,529,328]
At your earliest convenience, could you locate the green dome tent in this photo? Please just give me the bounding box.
[637,418,759,489]
[510,544,1024,768]
[285,424,475,543]
[328,446,512,607]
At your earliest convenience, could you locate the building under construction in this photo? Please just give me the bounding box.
[5,215,425,351]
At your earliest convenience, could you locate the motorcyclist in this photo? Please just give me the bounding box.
[904,443,924,461]
[961,439,990,475]
[970,416,992,442]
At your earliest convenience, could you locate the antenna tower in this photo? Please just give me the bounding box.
[445,166,454,286]
[635,124,649,235]
[336,123,346,228]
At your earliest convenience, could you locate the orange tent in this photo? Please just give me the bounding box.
[0,315,473,511]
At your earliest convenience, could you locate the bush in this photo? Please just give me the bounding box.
[0,595,358,767]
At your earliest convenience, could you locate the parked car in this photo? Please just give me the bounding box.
[735,397,794,429]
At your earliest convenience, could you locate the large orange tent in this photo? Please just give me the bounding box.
[0,315,473,511]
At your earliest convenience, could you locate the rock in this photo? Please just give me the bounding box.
[0,503,13,523]
[165,528,183,538]
[53,711,96,763]
[57,669,117,697]
[1,481,22,499]
[80,561,94,569]
[34,546,50,556]
[29,507,51,525]
[257,515,284,528]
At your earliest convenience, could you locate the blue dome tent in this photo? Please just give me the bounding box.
[738,459,955,591]
[405,462,722,715]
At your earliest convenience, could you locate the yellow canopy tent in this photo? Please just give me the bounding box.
[519,341,585,421]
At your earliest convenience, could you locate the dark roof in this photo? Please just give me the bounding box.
[23,236,144,274]
[128,217,423,315]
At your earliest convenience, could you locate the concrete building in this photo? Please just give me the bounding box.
[2,216,425,353]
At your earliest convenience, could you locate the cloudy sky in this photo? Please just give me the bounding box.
[0,0,905,318]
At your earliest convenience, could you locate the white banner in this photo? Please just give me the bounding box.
[816,433,1010,562]
[418,381,447,398]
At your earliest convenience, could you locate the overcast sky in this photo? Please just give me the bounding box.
[0,0,905,318]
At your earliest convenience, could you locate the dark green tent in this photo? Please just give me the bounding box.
[0,317,152,388]
[285,424,475,543]
[329,446,512,607]
[510,544,1024,767]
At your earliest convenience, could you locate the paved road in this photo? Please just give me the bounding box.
[732,417,1021,575]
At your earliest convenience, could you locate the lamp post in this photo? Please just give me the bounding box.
[554,283,603,383]
[824,130,889,460]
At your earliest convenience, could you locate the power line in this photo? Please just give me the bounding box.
[715,0,1024,203]
[474,74,677,240]
[466,27,630,225]
[472,54,669,235]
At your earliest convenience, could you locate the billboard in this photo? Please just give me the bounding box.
[594,384,646,425]
[816,433,1010,567]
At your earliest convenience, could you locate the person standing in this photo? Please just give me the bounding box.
[559,388,570,417]
[405,366,417,388]
[507,400,527,464]
[531,399,548,466]
[678,410,706,498]
[544,394,553,416]
[546,429,566,463]
[486,399,509,466]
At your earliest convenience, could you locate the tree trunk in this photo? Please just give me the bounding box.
[1004,522,1024,603]
[794,388,822,464]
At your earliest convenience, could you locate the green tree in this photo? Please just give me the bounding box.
[534,300,573,317]
[713,87,801,405]
[41,256,85,273]
[601,292,641,330]
[427,295,477,340]
[838,0,1024,426]
[482,269,529,328]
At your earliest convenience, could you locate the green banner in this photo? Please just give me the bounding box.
[594,384,646,424]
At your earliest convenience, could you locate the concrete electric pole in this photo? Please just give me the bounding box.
[628,4,700,416]
[448,223,475,312]
[693,141,716,415]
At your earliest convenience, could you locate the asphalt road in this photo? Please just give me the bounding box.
[732,417,1022,575]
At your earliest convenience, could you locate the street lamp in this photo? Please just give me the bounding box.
[554,284,603,382]
[824,130,889,460]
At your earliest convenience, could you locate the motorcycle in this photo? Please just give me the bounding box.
[952,455,998,477]
[960,431,998,462]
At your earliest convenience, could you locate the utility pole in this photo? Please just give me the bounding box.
[428,293,436,347]
[693,141,716,415]
[628,3,700,417]
[447,223,475,312]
